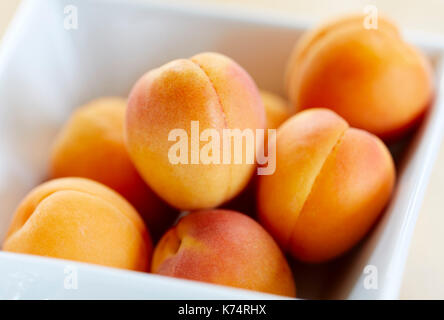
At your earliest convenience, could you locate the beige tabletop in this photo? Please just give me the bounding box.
[1,0,444,299]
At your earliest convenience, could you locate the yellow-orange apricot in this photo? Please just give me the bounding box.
[3,178,152,271]
[126,52,265,210]
[285,14,434,140]
[152,209,296,297]
[260,90,291,129]
[257,109,395,262]
[49,97,177,240]
[223,92,290,216]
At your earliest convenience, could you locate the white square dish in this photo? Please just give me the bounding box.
[0,0,444,300]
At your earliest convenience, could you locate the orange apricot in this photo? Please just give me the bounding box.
[125,53,265,210]
[285,14,434,140]
[223,91,290,216]
[257,109,395,262]
[49,97,177,240]
[260,90,291,129]
[3,178,152,271]
[152,209,296,297]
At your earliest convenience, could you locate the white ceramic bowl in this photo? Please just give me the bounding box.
[1,0,444,300]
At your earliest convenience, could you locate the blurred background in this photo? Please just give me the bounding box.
[1,0,444,299]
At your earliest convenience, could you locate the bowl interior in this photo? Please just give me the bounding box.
[0,0,443,299]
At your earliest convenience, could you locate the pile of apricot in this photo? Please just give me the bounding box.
[2,14,434,298]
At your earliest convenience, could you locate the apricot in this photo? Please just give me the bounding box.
[152,209,296,297]
[285,14,434,139]
[3,178,152,271]
[49,97,177,240]
[257,109,395,263]
[260,90,291,129]
[223,92,290,216]
[125,52,265,210]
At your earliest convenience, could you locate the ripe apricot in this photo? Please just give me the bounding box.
[126,53,265,210]
[260,90,291,130]
[286,14,434,139]
[257,109,395,262]
[152,209,296,297]
[49,97,177,239]
[3,178,152,271]
[224,91,291,216]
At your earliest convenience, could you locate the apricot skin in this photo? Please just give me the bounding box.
[260,90,291,130]
[125,52,265,211]
[3,178,152,271]
[152,210,296,297]
[286,14,434,140]
[49,97,177,240]
[223,91,290,216]
[257,109,395,263]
